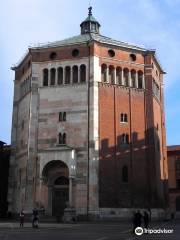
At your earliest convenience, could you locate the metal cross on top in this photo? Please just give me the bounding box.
[88,6,92,16]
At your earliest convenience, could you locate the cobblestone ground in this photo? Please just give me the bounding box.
[0,220,179,240]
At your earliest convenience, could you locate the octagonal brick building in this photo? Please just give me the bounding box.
[8,7,168,218]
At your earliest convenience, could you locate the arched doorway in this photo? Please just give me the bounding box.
[52,176,69,217]
[176,196,180,211]
[42,160,69,217]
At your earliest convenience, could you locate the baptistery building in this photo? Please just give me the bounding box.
[8,7,168,218]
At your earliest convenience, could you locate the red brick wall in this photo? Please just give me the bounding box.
[99,80,168,208]
[99,84,150,207]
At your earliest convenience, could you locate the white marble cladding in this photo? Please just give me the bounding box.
[38,84,88,149]
[9,55,102,215]
[39,149,77,178]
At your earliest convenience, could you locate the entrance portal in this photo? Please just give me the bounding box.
[42,160,69,217]
[52,176,69,217]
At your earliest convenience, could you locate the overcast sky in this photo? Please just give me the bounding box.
[0,0,180,145]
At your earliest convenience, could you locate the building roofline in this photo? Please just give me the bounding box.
[11,34,165,73]
[0,140,6,146]
[11,50,30,70]
[152,54,166,74]
[167,145,180,151]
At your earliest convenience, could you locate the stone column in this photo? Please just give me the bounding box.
[129,71,131,87]
[63,67,65,84]
[38,178,43,206]
[70,66,73,84]
[69,177,73,207]
[121,69,124,85]
[114,68,117,84]
[106,67,109,83]
[55,68,58,85]
[142,74,145,89]
[47,185,53,216]
[78,66,80,83]
[136,72,138,88]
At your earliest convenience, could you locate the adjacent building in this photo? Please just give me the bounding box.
[8,7,168,218]
[0,141,10,217]
[167,145,180,214]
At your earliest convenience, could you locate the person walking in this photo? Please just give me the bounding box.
[147,208,151,222]
[133,210,142,233]
[20,210,25,227]
[32,208,39,228]
[143,211,149,229]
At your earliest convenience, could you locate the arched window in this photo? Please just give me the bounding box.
[116,67,122,85]
[121,113,124,122]
[122,166,128,182]
[80,64,86,82]
[121,113,128,123]
[59,112,66,121]
[43,69,48,86]
[109,65,114,84]
[63,112,66,121]
[59,133,62,144]
[65,66,71,84]
[124,114,128,123]
[138,71,143,89]
[58,67,63,85]
[59,112,62,122]
[123,68,129,87]
[50,68,56,85]
[73,65,78,83]
[63,133,66,144]
[131,70,136,88]
[101,64,107,83]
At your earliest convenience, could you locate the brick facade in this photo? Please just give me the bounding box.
[167,146,180,214]
[8,9,168,218]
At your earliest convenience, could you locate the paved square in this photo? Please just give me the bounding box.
[0,220,179,240]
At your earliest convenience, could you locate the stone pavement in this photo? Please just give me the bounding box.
[0,220,179,240]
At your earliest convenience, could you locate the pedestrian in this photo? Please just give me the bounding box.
[132,211,137,233]
[136,210,142,227]
[147,207,151,222]
[143,211,149,228]
[20,210,25,227]
[32,208,39,228]
[132,210,142,233]
[33,215,39,228]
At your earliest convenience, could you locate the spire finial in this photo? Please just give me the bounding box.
[88,6,92,16]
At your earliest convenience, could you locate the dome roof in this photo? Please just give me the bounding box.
[80,7,101,34]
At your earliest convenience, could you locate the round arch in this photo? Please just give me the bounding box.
[41,160,70,217]
[42,160,69,184]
